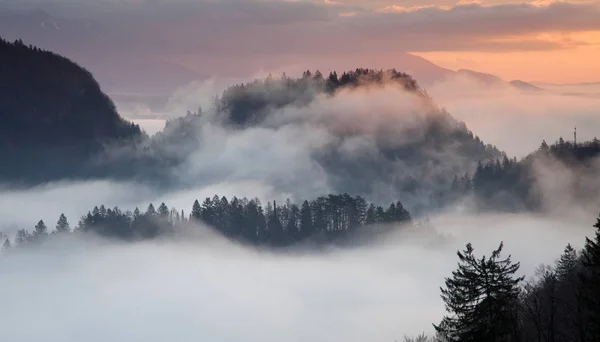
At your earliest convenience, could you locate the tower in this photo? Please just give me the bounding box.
[574,127,577,147]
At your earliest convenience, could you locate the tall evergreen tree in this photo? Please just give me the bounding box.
[366,203,377,225]
[55,213,70,233]
[32,220,48,240]
[556,243,578,280]
[299,200,313,238]
[191,200,202,221]
[158,202,169,218]
[434,242,523,342]
[2,238,11,251]
[15,229,30,246]
[580,214,600,339]
[146,203,156,216]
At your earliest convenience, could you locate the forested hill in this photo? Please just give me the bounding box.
[215,69,420,127]
[0,38,142,183]
[158,69,504,211]
[442,137,600,211]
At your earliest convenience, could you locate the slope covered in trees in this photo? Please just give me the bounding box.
[155,69,503,211]
[0,37,142,184]
[441,137,600,211]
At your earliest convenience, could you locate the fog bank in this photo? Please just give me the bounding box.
[0,212,595,341]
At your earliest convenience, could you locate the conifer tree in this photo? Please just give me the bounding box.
[158,202,169,218]
[2,238,11,251]
[146,203,156,216]
[366,203,377,225]
[191,200,202,221]
[580,214,600,339]
[33,220,48,240]
[299,200,313,238]
[556,243,578,280]
[15,229,30,246]
[434,242,523,342]
[55,213,70,233]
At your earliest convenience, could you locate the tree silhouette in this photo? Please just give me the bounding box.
[435,242,523,342]
[55,213,70,233]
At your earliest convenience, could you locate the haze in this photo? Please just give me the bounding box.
[1,0,600,341]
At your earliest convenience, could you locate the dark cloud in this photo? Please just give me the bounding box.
[3,0,599,54]
[2,0,598,92]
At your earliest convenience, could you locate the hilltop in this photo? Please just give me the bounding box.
[0,38,142,183]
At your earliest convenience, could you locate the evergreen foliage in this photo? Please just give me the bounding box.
[55,213,70,233]
[435,242,523,342]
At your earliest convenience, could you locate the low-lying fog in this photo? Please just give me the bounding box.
[0,209,594,341]
[2,72,599,341]
[123,74,600,159]
[1,175,598,341]
[427,77,600,158]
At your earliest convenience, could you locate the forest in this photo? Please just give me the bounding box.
[1,193,412,247]
[2,199,600,342]
[431,213,600,342]
[440,138,600,211]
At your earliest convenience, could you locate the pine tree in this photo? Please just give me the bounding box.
[434,242,523,342]
[299,200,313,238]
[146,203,156,216]
[15,229,30,245]
[191,200,202,221]
[158,202,169,218]
[580,214,600,339]
[32,220,48,240]
[556,243,578,280]
[2,239,11,251]
[366,203,377,225]
[55,213,70,233]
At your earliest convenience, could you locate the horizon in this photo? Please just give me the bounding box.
[0,0,599,96]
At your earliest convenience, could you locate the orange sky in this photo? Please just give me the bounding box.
[412,31,600,83]
[322,0,600,83]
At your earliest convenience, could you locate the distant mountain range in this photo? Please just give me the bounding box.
[0,7,543,96]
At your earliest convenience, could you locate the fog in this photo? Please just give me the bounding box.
[0,179,285,235]
[0,210,595,341]
[427,75,600,158]
[125,71,600,159]
[2,67,600,341]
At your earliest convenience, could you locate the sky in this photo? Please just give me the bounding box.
[1,0,599,90]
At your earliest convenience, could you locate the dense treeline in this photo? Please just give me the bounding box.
[157,70,503,210]
[0,193,412,248]
[214,68,420,126]
[0,37,142,183]
[441,137,600,211]
[433,213,600,342]
[3,202,600,342]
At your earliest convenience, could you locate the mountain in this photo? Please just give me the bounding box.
[451,69,543,92]
[0,38,142,184]
[509,80,544,92]
[0,7,537,97]
[155,69,504,212]
[455,69,505,86]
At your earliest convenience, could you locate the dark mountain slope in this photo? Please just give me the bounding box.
[0,38,142,183]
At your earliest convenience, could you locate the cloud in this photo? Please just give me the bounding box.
[425,74,600,157]
[3,0,599,56]
[0,210,595,342]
